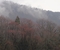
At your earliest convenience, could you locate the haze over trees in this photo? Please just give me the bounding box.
[0,1,60,50]
[0,1,60,25]
[0,16,60,50]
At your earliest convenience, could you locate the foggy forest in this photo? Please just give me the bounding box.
[0,0,60,50]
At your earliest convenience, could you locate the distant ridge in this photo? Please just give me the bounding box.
[0,1,60,25]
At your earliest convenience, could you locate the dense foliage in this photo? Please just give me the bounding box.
[0,16,60,50]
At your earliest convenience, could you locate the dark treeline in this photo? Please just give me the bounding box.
[0,16,60,50]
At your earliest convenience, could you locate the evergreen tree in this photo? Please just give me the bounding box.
[15,16,20,24]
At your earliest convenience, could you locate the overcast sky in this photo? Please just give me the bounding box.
[0,0,60,12]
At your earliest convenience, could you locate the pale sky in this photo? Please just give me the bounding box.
[0,0,60,12]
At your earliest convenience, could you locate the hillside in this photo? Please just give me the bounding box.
[0,1,60,25]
